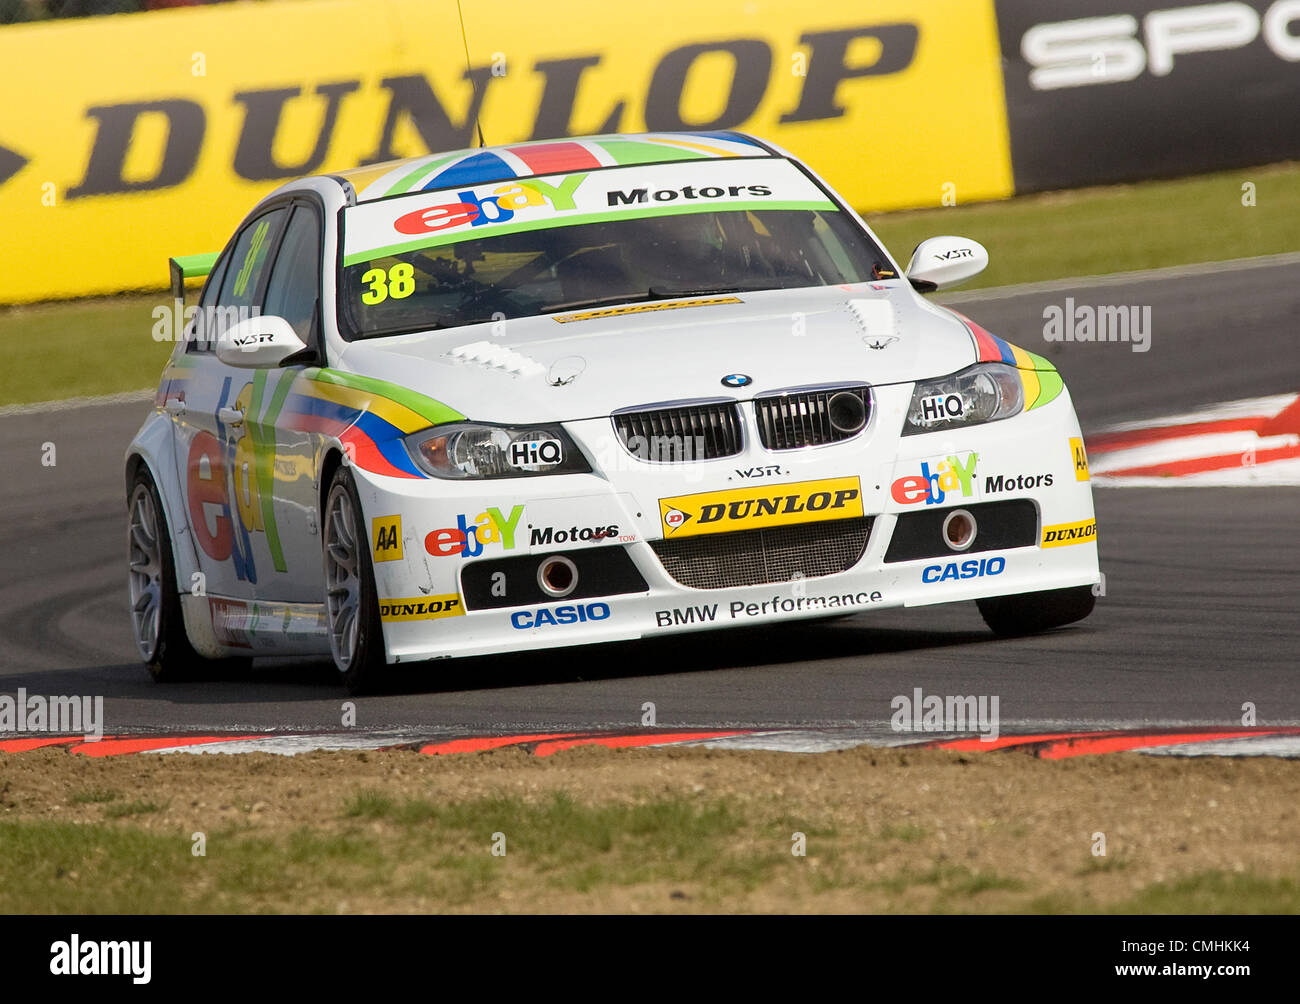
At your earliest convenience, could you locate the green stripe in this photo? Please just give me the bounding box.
[386,153,466,196]
[247,370,286,573]
[344,199,837,267]
[308,369,465,426]
[596,140,706,165]
[1022,350,1058,372]
[171,252,219,280]
[1028,369,1064,410]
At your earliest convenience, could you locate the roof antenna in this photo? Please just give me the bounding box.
[456,0,487,148]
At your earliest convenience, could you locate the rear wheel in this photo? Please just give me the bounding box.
[977,585,1096,637]
[128,468,251,681]
[323,465,387,693]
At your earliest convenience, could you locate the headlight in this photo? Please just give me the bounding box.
[903,363,1024,436]
[404,422,591,479]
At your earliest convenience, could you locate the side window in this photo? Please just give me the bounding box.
[188,254,230,353]
[214,207,288,338]
[262,206,322,344]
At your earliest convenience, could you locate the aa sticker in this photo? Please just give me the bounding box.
[1070,437,1090,481]
[372,514,403,562]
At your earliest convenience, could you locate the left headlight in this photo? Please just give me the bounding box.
[903,362,1025,436]
[404,422,592,479]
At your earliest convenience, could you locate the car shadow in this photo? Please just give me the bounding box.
[20,614,999,704]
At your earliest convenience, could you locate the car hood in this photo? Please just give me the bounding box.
[334,282,980,424]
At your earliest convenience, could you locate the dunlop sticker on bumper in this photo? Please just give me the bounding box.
[659,477,863,538]
[1041,518,1097,548]
[379,594,463,621]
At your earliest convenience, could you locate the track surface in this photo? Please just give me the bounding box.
[1,259,1297,736]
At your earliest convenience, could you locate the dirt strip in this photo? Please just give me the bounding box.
[2,745,1297,913]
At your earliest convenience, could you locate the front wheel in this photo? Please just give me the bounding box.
[976,584,1096,637]
[323,465,387,693]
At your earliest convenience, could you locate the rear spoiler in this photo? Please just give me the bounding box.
[168,252,220,302]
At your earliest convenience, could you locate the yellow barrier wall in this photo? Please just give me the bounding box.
[0,0,1011,303]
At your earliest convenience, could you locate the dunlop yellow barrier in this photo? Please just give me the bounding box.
[0,0,1012,304]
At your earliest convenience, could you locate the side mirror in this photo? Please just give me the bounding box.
[906,236,989,292]
[216,315,308,368]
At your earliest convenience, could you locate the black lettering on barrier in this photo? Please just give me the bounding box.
[645,40,772,131]
[530,56,624,139]
[69,100,205,198]
[361,69,496,166]
[0,144,27,188]
[233,81,360,180]
[781,25,920,123]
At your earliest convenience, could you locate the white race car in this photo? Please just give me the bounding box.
[126,131,1099,692]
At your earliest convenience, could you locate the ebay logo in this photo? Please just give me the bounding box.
[394,174,589,235]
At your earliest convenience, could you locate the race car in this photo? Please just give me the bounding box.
[126,131,1099,692]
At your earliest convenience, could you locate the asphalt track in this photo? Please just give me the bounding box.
[1,257,1297,738]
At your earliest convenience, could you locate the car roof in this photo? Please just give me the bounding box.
[332,131,778,203]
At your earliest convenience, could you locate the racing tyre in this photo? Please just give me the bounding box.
[323,465,387,694]
[128,468,250,681]
[976,585,1096,637]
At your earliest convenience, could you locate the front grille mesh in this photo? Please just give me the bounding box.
[612,401,742,462]
[754,386,870,450]
[650,517,873,590]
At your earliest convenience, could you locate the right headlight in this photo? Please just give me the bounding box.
[404,422,591,479]
[903,362,1025,436]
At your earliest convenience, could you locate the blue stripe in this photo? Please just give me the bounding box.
[353,408,405,445]
[424,151,515,189]
[286,394,356,426]
[992,334,1017,366]
[374,436,423,477]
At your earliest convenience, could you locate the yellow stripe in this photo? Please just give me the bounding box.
[649,137,738,157]
[298,379,429,433]
[1010,343,1040,408]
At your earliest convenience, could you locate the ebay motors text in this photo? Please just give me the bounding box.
[511,602,611,629]
[892,452,977,506]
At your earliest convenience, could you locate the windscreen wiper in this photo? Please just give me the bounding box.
[538,291,660,315]
[646,285,748,298]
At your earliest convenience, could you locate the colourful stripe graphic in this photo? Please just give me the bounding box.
[344,133,768,201]
[952,311,1063,412]
[273,369,464,480]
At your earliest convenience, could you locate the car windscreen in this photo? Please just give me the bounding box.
[338,159,894,339]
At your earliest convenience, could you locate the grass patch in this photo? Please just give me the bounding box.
[0,294,170,406]
[2,162,1297,407]
[103,799,167,819]
[1111,871,1300,914]
[866,160,1300,291]
[68,788,119,805]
